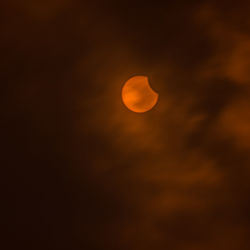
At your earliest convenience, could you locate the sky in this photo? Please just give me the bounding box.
[2,1,250,249]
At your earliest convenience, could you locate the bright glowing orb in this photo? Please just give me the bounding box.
[122,75,159,113]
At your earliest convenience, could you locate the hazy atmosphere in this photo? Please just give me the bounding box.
[2,1,250,249]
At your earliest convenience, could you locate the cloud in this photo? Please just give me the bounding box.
[3,1,250,249]
[197,3,250,85]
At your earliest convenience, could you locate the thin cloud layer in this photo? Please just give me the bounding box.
[3,1,250,250]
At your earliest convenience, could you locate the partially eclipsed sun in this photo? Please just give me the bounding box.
[122,75,159,113]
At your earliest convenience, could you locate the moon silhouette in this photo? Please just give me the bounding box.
[122,75,159,113]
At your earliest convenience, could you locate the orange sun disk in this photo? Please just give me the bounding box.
[122,75,159,113]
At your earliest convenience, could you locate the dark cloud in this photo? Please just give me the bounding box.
[2,1,250,249]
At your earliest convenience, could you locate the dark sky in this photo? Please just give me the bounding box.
[2,1,250,249]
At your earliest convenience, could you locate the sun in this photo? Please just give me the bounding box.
[122,75,159,113]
